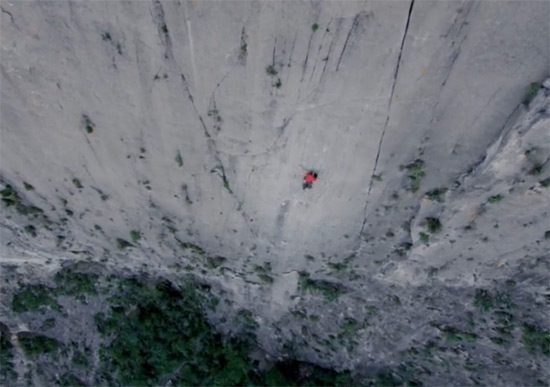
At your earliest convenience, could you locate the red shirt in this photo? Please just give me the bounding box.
[304,173,316,183]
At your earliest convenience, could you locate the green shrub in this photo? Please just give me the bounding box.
[340,318,359,337]
[179,241,205,255]
[441,326,477,343]
[0,323,16,383]
[425,217,442,233]
[72,178,83,189]
[130,230,141,242]
[425,187,447,202]
[489,194,503,204]
[71,350,90,369]
[206,255,226,269]
[298,272,346,301]
[175,150,183,167]
[266,65,278,76]
[522,324,550,356]
[41,318,56,330]
[1,185,45,218]
[0,185,18,206]
[24,224,37,237]
[54,267,98,296]
[236,309,259,331]
[17,332,60,357]
[12,285,61,313]
[58,373,85,386]
[474,289,493,311]
[82,114,95,134]
[116,238,133,250]
[522,82,541,106]
[419,232,429,244]
[312,23,319,32]
[404,159,425,192]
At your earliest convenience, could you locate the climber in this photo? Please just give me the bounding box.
[302,171,318,190]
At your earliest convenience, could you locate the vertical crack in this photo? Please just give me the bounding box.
[179,73,257,237]
[238,26,248,64]
[359,0,415,236]
[152,0,173,60]
[335,13,360,72]
[300,31,315,83]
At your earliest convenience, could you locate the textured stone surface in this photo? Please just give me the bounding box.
[1,0,549,385]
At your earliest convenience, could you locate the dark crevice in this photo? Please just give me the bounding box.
[152,0,172,59]
[335,13,360,72]
[287,32,297,69]
[441,49,461,87]
[180,74,211,139]
[181,184,193,204]
[320,19,342,82]
[321,36,335,78]
[238,27,248,64]
[272,38,277,67]
[1,6,16,26]
[309,19,332,82]
[300,31,315,83]
[359,0,415,236]
[179,73,256,237]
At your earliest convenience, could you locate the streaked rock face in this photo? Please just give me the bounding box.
[1,1,549,384]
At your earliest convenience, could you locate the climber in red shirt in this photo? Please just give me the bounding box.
[303,171,318,190]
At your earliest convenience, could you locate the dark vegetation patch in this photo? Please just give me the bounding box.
[206,255,226,269]
[94,277,349,385]
[521,324,550,356]
[72,178,83,189]
[264,360,351,386]
[11,284,61,313]
[54,267,98,296]
[474,288,498,312]
[17,332,60,357]
[81,114,95,134]
[425,187,447,202]
[419,231,429,244]
[116,238,133,250]
[487,194,502,204]
[522,82,541,106]
[298,272,346,301]
[178,241,205,255]
[58,373,85,387]
[41,318,56,330]
[265,65,282,88]
[1,184,44,217]
[2,262,548,385]
[24,224,37,237]
[175,150,183,167]
[0,322,16,383]
[266,65,278,76]
[403,159,425,192]
[425,217,442,233]
[130,230,141,243]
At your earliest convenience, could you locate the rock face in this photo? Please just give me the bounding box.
[1,1,549,385]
